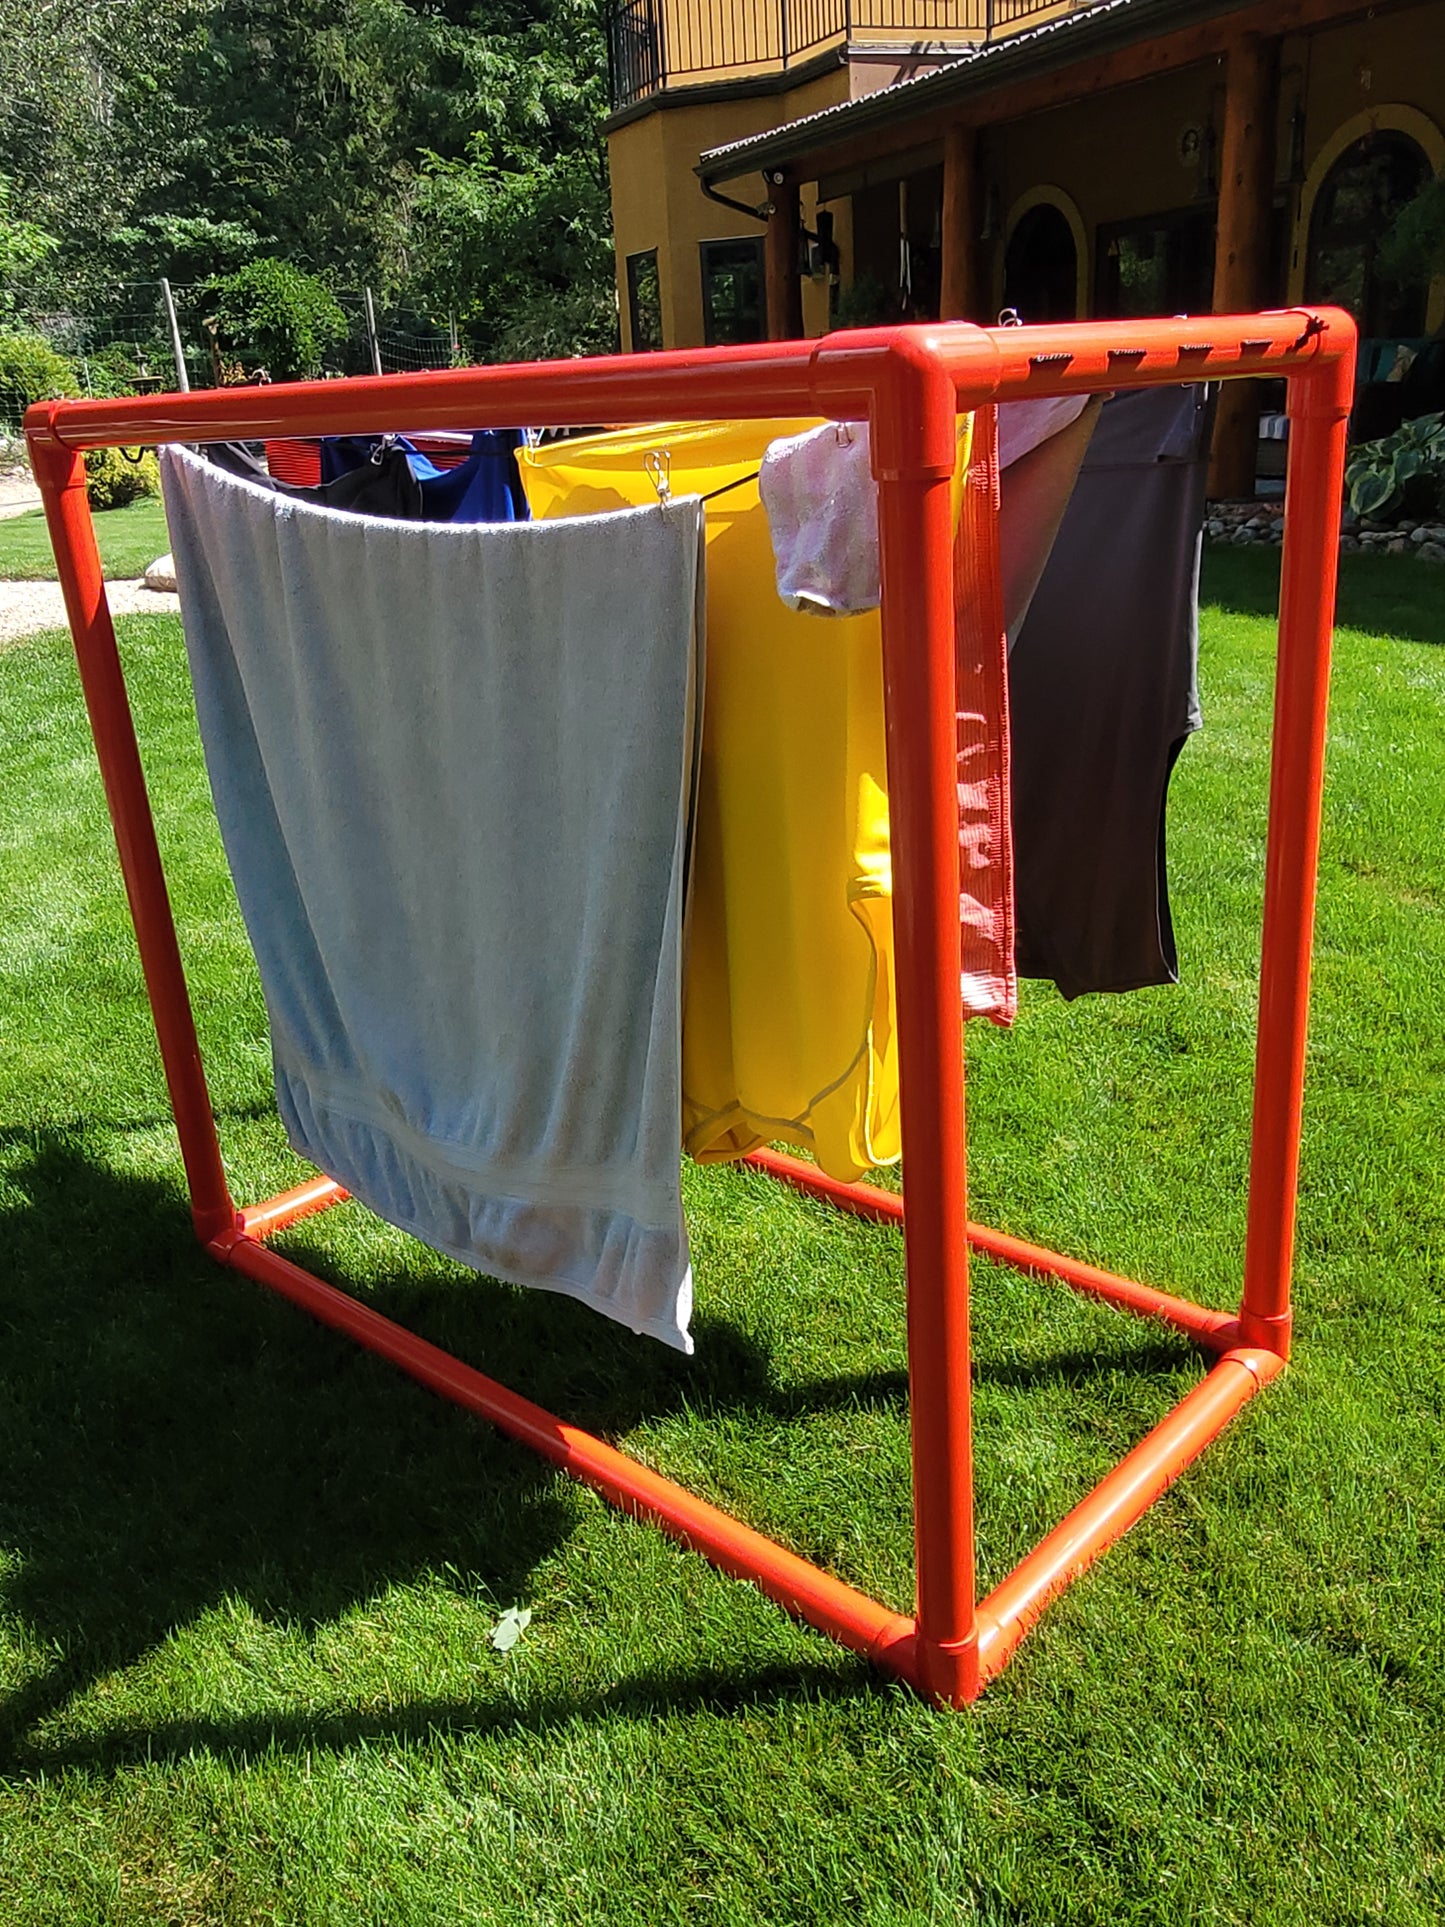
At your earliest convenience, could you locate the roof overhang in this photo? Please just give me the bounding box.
[695,0,1366,186]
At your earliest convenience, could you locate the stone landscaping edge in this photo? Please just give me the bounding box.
[1207,499,1445,560]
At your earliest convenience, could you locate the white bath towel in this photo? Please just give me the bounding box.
[162,445,705,1352]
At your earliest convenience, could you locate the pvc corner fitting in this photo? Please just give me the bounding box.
[809,325,996,483]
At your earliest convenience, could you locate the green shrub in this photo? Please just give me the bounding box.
[84,446,161,512]
[1345,411,1445,520]
[207,258,347,381]
[0,331,79,427]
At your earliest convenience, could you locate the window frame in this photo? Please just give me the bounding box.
[625,248,664,353]
[699,236,767,349]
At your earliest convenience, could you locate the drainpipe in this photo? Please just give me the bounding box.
[700,178,772,225]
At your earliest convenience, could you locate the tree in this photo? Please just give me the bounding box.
[0,0,618,362]
[408,0,617,358]
[207,258,348,380]
[0,0,211,304]
[0,178,58,315]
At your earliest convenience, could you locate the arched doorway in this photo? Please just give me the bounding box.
[1305,130,1433,337]
[1003,202,1079,323]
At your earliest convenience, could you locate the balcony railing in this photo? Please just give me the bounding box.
[606,0,1101,111]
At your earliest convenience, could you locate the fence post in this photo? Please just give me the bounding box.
[448,310,460,365]
[363,288,384,377]
[159,278,191,393]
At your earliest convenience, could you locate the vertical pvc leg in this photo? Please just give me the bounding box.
[1238,366,1352,1357]
[875,413,979,1706]
[31,438,238,1245]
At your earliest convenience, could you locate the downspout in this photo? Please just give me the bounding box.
[700,177,774,224]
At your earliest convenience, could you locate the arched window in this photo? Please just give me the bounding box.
[1003,202,1079,323]
[1306,131,1433,337]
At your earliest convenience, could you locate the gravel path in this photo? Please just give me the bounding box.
[0,577,179,647]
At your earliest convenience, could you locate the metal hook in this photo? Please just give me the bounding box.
[644,448,672,507]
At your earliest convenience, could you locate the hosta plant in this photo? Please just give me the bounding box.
[1345,411,1445,520]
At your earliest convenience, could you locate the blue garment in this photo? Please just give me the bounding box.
[320,431,530,524]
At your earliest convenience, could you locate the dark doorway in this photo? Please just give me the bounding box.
[1306,131,1433,339]
[1003,201,1079,322]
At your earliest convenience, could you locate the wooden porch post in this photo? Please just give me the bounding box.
[766,174,804,340]
[1209,33,1280,498]
[941,123,982,321]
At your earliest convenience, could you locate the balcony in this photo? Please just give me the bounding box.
[606,0,1102,111]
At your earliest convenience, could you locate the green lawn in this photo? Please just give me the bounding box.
[0,496,170,581]
[0,546,1442,1923]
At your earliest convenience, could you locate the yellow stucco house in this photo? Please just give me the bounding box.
[604,0,1445,492]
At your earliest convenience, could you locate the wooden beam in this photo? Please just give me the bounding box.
[1213,34,1278,312]
[940,124,982,321]
[765,175,804,341]
[1210,33,1280,497]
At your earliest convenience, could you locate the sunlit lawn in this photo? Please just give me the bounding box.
[0,546,1441,1924]
[0,496,169,580]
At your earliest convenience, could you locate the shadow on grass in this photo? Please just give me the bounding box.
[0,1130,1191,1778]
[1200,543,1445,647]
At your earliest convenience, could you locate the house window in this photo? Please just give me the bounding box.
[1096,208,1215,320]
[700,238,766,346]
[1306,132,1432,339]
[626,249,663,352]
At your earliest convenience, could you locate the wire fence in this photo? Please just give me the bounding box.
[1,282,460,436]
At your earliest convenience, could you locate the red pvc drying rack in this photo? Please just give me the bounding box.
[26,308,1356,1705]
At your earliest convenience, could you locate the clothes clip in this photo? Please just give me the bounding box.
[644,448,672,507]
[833,422,855,447]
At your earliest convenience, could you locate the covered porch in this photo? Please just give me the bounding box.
[700,0,1445,495]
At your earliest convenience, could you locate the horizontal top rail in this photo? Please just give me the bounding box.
[25,312,1356,458]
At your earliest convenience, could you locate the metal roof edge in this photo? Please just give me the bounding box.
[697,0,1256,182]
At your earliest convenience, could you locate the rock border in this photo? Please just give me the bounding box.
[1207,500,1445,561]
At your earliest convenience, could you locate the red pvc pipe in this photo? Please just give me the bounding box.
[743,1150,1239,1350]
[23,312,1356,459]
[29,438,239,1246]
[25,313,1351,1705]
[973,1346,1284,1691]
[24,339,825,450]
[873,358,981,1709]
[1238,351,1355,1359]
[933,307,1354,404]
[240,1174,350,1240]
[214,1228,919,1675]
